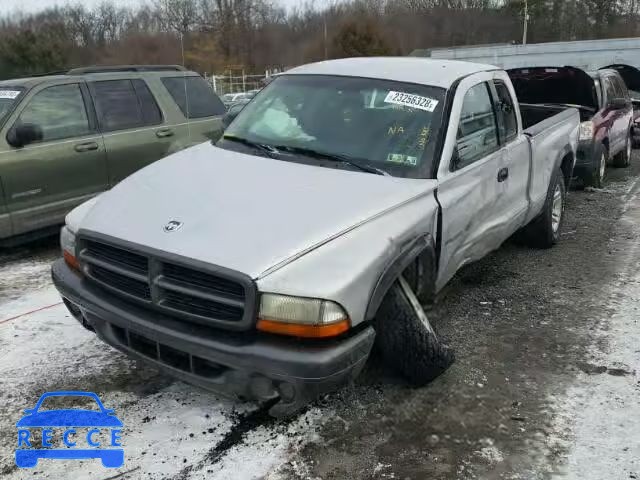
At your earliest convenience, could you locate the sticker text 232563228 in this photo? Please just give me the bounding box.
[384,91,439,113]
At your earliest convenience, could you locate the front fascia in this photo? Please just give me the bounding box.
[256,186,439,327]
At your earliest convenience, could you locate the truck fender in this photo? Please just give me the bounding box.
[365,233,437,321]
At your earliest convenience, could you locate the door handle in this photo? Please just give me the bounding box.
[74,142,99,153]
[497,167,509,182]
[156,128,174,138]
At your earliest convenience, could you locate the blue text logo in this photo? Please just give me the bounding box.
[15,391,124,468]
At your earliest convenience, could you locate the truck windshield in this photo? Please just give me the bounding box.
[223,75,446,179]
[0,87,25,125]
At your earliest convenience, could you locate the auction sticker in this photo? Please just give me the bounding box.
[384,91,439,112]
[0,90,21,99]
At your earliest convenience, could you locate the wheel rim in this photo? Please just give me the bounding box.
[551,184,563,233]
[599,152,606,181]
[627,137,632,162]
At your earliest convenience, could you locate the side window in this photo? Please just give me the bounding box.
[16,84,90,143]
[604,77,619,103]
[132,79,163,125]
[161,76,226,118]
[613,75,630,100]
[454,83,499,169]
[91,79,161,132]
[493,81,518,143]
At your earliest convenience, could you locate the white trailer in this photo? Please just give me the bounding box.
[412,37,640,71]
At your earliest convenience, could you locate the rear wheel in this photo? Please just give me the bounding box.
[374,277,454,385]
[524,167,566,249]
[612,131,632,168]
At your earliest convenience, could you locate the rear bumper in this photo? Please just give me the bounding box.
[51,259,375,417]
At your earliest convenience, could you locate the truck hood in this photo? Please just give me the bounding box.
[80,142,436,279]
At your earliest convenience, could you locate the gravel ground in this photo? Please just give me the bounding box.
[1,158,639,479]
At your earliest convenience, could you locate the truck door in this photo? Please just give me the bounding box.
[1,82,108,236]
[435,79,508,290]
[490,77,530,236]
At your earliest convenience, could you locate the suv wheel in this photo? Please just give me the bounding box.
[612,131,632,168]
[374,277,454,385]
[584,144,607,188]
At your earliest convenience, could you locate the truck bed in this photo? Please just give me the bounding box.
[519,104,580,225]
[519,103,572,131]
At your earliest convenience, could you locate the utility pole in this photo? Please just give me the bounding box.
[323,18,328,60]
[522,0,529,45]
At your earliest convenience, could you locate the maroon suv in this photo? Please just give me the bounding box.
[508,66,634,188]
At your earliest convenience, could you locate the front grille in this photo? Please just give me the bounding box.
[78,236,255,331]
[111,324,228,377]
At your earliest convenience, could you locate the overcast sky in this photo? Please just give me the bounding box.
[4,0,309,14]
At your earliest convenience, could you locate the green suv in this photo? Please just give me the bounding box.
[0,65,226,244]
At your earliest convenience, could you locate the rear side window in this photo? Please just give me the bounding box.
[455,83,499,169]
[161,76,225,118]
[91,79,162,132]
[493,81,518,143]
[132,79,163,125]
[16,84,91,143]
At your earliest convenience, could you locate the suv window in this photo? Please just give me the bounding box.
[16,83,90,143]
[493,81,518,143]
[455,83,499,169]
[612,75,630,100]
[603,76,619,103]
[161,76,225,118]
[91,79,162,132]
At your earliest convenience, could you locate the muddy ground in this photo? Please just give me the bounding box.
[1,159,639,479]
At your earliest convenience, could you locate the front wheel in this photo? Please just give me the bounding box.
[523,167,566,249]
[584,145,607,188]
[612,131,632,168]
[374,277,454,385]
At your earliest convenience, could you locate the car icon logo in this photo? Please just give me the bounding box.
[163,220,183,233]
[15,391,124,468]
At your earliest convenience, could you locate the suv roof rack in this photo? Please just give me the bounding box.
[67,65,187,75]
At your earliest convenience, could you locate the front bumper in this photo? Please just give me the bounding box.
[52,260,375,417]
[574,140,597,179]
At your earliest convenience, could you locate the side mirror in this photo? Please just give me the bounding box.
[7,123,43,148]
[609,98,628,110]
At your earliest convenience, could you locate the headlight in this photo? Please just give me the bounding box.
[60,226,79,271]
[257,293,350,338]
[579,121,594,141]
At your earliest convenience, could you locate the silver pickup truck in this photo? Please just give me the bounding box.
[52,58,580,416]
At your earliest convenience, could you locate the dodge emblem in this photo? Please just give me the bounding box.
[163,220,183,233]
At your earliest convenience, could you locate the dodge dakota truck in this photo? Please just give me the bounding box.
[52,58,580,416]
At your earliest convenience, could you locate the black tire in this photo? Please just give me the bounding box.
[374,278,454,385]
[523,167,566,249]
[583,143,607,188]
[402,250,436,305]
[612,131,632,168]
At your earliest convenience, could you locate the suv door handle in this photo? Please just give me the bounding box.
[156,128,174,138]
[497,167,509,182]
[74,142,99,153]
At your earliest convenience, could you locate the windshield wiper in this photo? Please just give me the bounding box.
[222,134,280,158]
[272,145,388,176]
